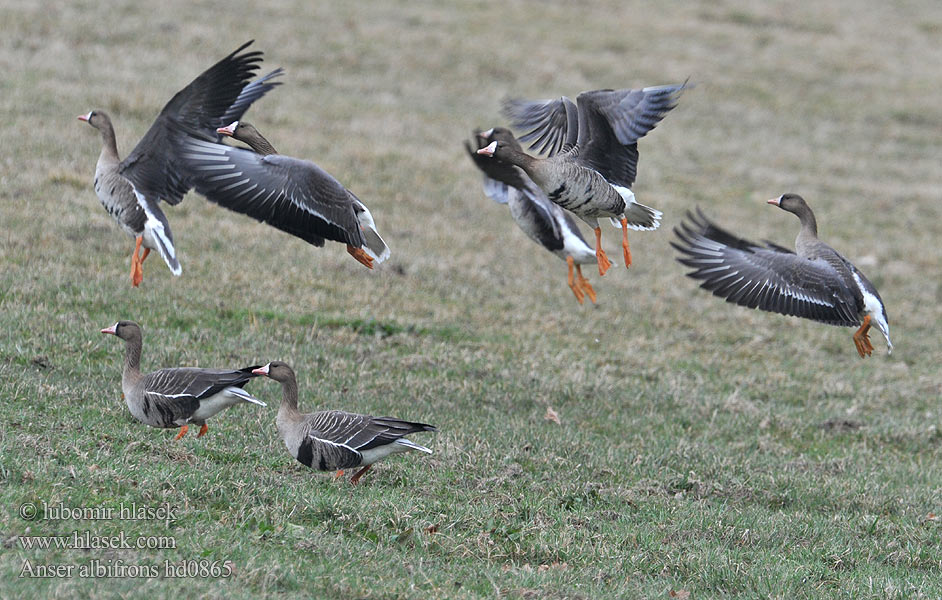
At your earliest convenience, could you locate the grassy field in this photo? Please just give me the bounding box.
[2,0,941,598]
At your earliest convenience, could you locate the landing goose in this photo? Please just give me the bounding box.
[465,127,598,304]
[252,362,435,484]
[482,84,685,275]
[78,41,281,286]
[186,120,389,268]
[671,194,892,357]
[101,321,266,439]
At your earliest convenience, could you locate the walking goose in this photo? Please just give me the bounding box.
[465,127,598,303]
[78,41,281,286]
[252,362,435,484]
[173,119,390,269]
[482,84,685,275]
[671,194,892,357]
[101,321,266,438]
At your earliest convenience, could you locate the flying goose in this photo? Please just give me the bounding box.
[671,194,892,357]
[184,120,389,268]
[101,321,266,439]
[465,127,598,303]
[78,41,281,286]
[482,83,686,275]
[252,361,435,484]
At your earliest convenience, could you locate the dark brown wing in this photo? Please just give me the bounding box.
[501,96,579,156]
[119,41,269,206]
[574,84,685,188]
[671,209,861,326]
[179,137,364,248]
[140,366,260,423]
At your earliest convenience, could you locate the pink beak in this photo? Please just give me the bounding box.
[100,324,117,335]
[252,363,271,376]
[767,196,782,206]
[476,141,497,156]
[77,112,92,122]
[217,121,238,136]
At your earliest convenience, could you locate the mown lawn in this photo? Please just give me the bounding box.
[1,1,940,598]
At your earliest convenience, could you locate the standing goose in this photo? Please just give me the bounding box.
[78,41,281,286]
[671,194,892,357]
[465,127,598,304]
[481,83,686,275]
[173,119,390,269]
[101,321,266,438]
[252,362,435,484]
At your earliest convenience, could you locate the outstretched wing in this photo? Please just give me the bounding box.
[179,137,365,248]
[119,41,271,206]
[501,96,579,156]
[671,209,861,326]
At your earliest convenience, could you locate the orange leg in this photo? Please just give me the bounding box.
[140,248,151,264]
[566,256,584,304]
[130,236,144,287]
[346,245,374,269]
[173,425,189,440]
[620,217,632,268]
[576,265,597,304]
[593,227,612,276]
[334,470,345,480]
[196,424,209,438]
[852,315,874,358]
[350,464,373,485]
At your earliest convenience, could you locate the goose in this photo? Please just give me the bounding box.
[465,127,598,303]
[172,119,390,269]
[671,194,892,357]
[252,361,435,484]
[78,41,281,286]
[481,84,686,276]
[100,321,266,439]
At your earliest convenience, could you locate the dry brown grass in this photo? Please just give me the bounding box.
[2,0,941,598]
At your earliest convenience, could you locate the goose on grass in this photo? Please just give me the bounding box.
[253,361,435,484]
[101,321,266,439]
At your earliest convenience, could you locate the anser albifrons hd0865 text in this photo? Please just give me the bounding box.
[253,362,435,484]
[78,41,281,286]
[101,321,266,438]
[175,119,390,269]
[465,127,598,304]
[671,194,892,357]
[477,84,686,275]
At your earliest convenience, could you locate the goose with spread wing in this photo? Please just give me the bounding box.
[189,120,389,268]
[101,321,266,439]
[78,42,281,286]
[478,83,685,275]
[465,127,598,303]
[253,362,435,484]
[671,194,892,357]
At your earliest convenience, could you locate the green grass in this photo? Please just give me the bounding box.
[2,0,942,598]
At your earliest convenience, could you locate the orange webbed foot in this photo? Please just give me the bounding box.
[346,245,374,269]
[620,217,632,269]
[350,464,372,485]
[576,265,597,304]
[853,315,874,358]
[593,227,612,276]
[130,236,144,287]
[334,470,345,480]
[566,256,584,304]
[173,425,189,440]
